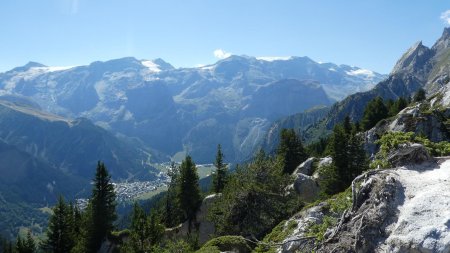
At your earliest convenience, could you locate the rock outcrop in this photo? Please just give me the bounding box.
[293,157,316,176]
[318,170,401,252]
[363,103,450,156]
[317,158,450,252]
[387,143,432,166]
[312,156,332,182]
[292,173,320,202]
[165,193,220,244]
[289,157,324,202]
[278,203,327,253]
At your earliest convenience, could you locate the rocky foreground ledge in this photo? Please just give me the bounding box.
[279,145,450,253]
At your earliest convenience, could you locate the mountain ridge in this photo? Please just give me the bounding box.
[268,27,450,146]
[0,55,385,162]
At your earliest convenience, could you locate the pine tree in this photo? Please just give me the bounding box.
[330,124,349,190]
[41,196,74,253]
[147,210,164,246]
[361,96,388,130]
[212,144,227,193]
[348,134,368,179]
[130,202,147,252]
[413,88,426,102]
[25,231,35,253]
[86,161,117,253]
[276,129,308,174]
[388,97,408,116]
[326,120,368,194]
[177,156,201,232]
[164,162,182,228]
[16,232,34,253]
[128,203,164,252]
[70,203,82,241]
[16,236,25,253]
[343,115,352,134]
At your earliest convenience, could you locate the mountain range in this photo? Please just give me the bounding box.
[0,55,385,163]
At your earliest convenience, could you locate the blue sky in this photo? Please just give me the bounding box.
[0,1,449,73]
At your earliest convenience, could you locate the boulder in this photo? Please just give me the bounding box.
[318,170,401,252]
[293,157,316,176]
[387,143,432,166]
[165,193,220,244]
[279,202,327,253]
[293,174,320,202]
[312,157,332,182]
[195,194,219,243]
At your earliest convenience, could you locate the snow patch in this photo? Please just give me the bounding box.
[199,64,215,70]
[256,56,292,62]
[34,66,75,72]
[346,68,375,78]
[141,60,161,72]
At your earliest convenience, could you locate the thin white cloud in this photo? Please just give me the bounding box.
[440,10,450,25]
[213,49,232,59]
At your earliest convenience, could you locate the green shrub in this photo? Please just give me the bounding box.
[371,132,450,168]
[305,216,336,242]
[253,219,299,253]
[197,236,252,253]
[327,187,352,214]
[372,131,450,169]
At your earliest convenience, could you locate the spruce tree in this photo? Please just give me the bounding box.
[130,202,147,252]
[388,97,408,116]
[343,115,352,135]
[361,96,388,130]
[413,88,426,102]
[147,210,164,246]
[41,196,74,253]
[25,231,35,253]
[212,144,227,193]
[330,124,349,190]
[16,232,34,253]
[277,129,308,174]
[16,236,25,253]
[164,162,182,228]
[177,156,201,232]
[86,161,117,253]
[326,120,368,194]
[348,133,368,179]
